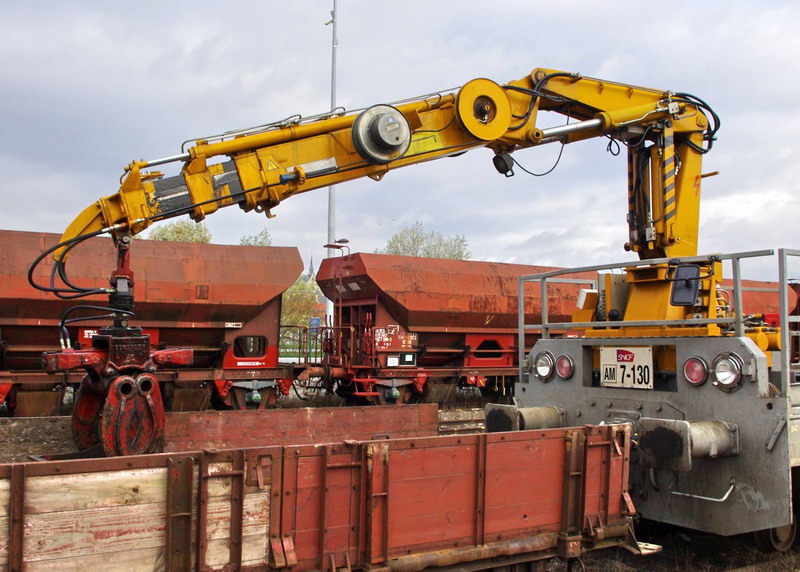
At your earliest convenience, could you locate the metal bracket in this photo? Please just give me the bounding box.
[245,455,273,490]
[766,417,787,451]
[269,535,298,569]
[670,477,736,503]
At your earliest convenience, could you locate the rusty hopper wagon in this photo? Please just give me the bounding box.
[0,229,303,417]
[312,253,586,405]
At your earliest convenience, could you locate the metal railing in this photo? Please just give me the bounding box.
[517,249,800,388]
[779,249,800,388]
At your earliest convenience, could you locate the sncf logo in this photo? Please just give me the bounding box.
[617,350,635,362]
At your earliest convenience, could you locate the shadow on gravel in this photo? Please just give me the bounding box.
[546,520,800,571]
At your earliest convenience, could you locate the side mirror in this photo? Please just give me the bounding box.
[670,264,701,306]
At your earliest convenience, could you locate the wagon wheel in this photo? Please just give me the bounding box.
[753,511,797,552]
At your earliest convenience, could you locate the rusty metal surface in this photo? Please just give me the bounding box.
[165,456,194,570]
[720,277,797,316]
[318,253,798,332]
[164,403,441,452]
[1,228,302,323]
[317,253,591,330]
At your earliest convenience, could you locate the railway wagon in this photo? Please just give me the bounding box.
[0,408,646,571]
[0,229,303,416]
[310,252,591,405]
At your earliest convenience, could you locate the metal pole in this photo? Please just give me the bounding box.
[779,249,790,394]
[325,0,338,322]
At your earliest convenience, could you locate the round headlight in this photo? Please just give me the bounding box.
[556,355,574,380]
[683,357,708,386]
[712,352,743,391]
[533,351,555,381]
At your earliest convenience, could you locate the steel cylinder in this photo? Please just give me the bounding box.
[745,331,769,351]
[767,331,782,351]
[518,406,564,430]
[689,420,737,458]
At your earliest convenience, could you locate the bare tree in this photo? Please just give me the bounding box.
[239,228,273,246]
[145,220,212,243]
[377,221,470,259]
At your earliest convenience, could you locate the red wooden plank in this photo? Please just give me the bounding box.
[164,405,439,452]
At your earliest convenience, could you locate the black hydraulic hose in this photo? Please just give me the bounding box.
[292,382,313,401]
[57,304,135,348]
[28,229,110,296]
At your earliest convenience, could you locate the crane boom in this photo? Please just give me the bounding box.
[56,67,715,262]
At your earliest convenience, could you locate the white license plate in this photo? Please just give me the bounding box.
[600,347,653,389]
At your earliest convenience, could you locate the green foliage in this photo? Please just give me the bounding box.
[239,228,273,246]
[146,220,212,243]
[281,275,324,327]
[376,221,470,259]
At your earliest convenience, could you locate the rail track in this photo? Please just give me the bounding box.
[437,407,486,435]
[579,520,800,571]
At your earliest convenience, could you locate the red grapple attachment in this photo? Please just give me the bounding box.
[43,329,193,456]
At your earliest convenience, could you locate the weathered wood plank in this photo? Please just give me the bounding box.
[0,477,9,518]
[25,468,169,514]
[204,533,270,570]
[23,491,270,563]
[25,463,259,511]
[0,515,8,569]
[204,492,270,542]
[24,530,285,571]
[24,501,167,562]
[24,543,168,571]
[165,404,440,452]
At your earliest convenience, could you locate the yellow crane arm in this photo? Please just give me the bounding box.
[56,67,715,262]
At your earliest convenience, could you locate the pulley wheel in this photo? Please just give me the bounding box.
[352,104,412,164]
[456,78,512,141]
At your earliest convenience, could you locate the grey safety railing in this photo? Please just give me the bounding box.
[517,249,785,383]
[779,249,800,390]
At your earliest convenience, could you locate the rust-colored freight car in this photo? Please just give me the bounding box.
[0,414,647,570]
[312,253,589,404]
[0,230,303,416]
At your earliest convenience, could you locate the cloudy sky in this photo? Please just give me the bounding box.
[2,1,798,280]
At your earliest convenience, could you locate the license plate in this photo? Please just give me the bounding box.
[600,347,653,389]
